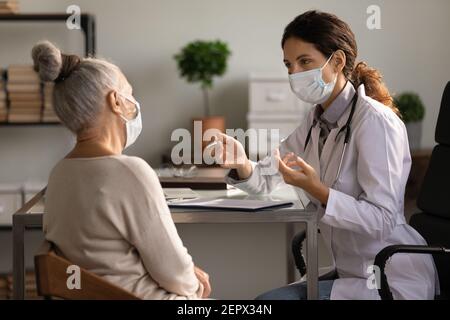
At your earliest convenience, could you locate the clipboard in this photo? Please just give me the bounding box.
[167,198,294,212]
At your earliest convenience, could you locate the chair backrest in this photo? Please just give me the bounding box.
[417,81,450,218]
[34,241,139,300]
[412,81,450,297]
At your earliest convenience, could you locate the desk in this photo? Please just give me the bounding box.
[13,185,319,300]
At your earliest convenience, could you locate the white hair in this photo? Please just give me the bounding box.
[32,40,124,133]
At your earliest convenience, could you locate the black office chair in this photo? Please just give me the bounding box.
[291,81,450,299]
[374,81,450,300]
[291,229,337,281]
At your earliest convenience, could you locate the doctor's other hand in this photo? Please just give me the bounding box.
[212,133,252,180]
[194,266,211,299]
[275,150,330,206]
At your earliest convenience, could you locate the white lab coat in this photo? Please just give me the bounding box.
[226,84,438,300]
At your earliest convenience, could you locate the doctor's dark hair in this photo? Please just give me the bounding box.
[282,10,400,117]
[31,40,123,133]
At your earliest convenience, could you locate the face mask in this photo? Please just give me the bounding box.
[288,53,337,104]
[118,93,142,149]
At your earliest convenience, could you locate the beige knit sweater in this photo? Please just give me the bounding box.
[43,155,203,299]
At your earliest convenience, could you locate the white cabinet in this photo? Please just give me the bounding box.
[247,73,313,160]
[0,182,46,226]
[0,185,22,226]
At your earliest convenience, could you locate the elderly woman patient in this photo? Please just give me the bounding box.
[32,41,210,300]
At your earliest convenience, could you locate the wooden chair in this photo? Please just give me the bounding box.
[34,241,139,300]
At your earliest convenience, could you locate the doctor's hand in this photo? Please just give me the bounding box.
[194,266,211,299]
[275,150,330,206]
[212,133,253,180]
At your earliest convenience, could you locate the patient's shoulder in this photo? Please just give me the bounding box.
[113,155,160,187]
[117,155,151,169]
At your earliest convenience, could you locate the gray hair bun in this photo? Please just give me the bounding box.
[31,40,63,82]
[32,40,81,83]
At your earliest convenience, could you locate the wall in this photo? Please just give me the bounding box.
[0,0,449,299]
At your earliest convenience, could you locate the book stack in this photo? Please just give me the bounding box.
[0,73,6,122]
[6,271,40,300]
[0,0,19,14]
[0,275,7,300]
[42,82,59,122]
[7,65,42,123]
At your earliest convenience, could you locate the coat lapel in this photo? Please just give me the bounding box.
[308,124,321,179]
[319,128,340,185]
[319,100,354,187]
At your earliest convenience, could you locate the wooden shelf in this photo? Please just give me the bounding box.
[0,13,96,56]
[0,13,97,127]
[0,122,61,126]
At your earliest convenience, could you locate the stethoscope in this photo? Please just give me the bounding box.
[303,91,358,185]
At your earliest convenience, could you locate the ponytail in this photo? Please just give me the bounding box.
[350,62,401,117]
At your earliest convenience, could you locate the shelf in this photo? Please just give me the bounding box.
[0,122,61,126]
[0,13,96,56]
[0,13,96,127]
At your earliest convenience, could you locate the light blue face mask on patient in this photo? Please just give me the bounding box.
[118,93,142,149]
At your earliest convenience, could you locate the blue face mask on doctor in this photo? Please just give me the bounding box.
[288,53,337,104]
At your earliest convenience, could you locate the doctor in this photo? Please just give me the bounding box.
[215,10,437,300]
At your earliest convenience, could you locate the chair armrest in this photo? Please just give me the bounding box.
[292,229,338,281]
[374,245,449,300]
[291,230,307,277]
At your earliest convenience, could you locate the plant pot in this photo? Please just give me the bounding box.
[192,116,226,165]
[405,121,422,151]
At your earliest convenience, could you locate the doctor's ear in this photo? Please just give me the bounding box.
[333,50,346,73]
[106,90,122,115]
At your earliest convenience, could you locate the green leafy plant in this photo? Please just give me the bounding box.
[174,40,231,117]
[394,92,425,123]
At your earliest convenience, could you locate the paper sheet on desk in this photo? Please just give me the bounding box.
[269,184,310,209]
[163,188,199,200]
[167,198,293,211]
[293,186,312,208]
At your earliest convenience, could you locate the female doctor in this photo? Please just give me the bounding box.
[214,11,437,300]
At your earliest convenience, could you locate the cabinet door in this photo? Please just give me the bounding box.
[0,193,22,226]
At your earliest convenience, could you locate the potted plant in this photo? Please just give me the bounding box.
[174,40,231,157]
[394,92,426,150]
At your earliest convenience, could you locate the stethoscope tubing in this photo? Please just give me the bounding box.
[302,91,358,186]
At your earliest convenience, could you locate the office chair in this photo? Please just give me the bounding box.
[374,81,450,300]
[34,240,139,300]
[291,81,450,299]
[291,229,337,281]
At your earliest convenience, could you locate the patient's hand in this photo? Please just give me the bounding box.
[194,266,211,298]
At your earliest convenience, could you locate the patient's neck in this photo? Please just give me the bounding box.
[66,126,123,159]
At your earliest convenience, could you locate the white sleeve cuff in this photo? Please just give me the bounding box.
[224,161,257,186]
